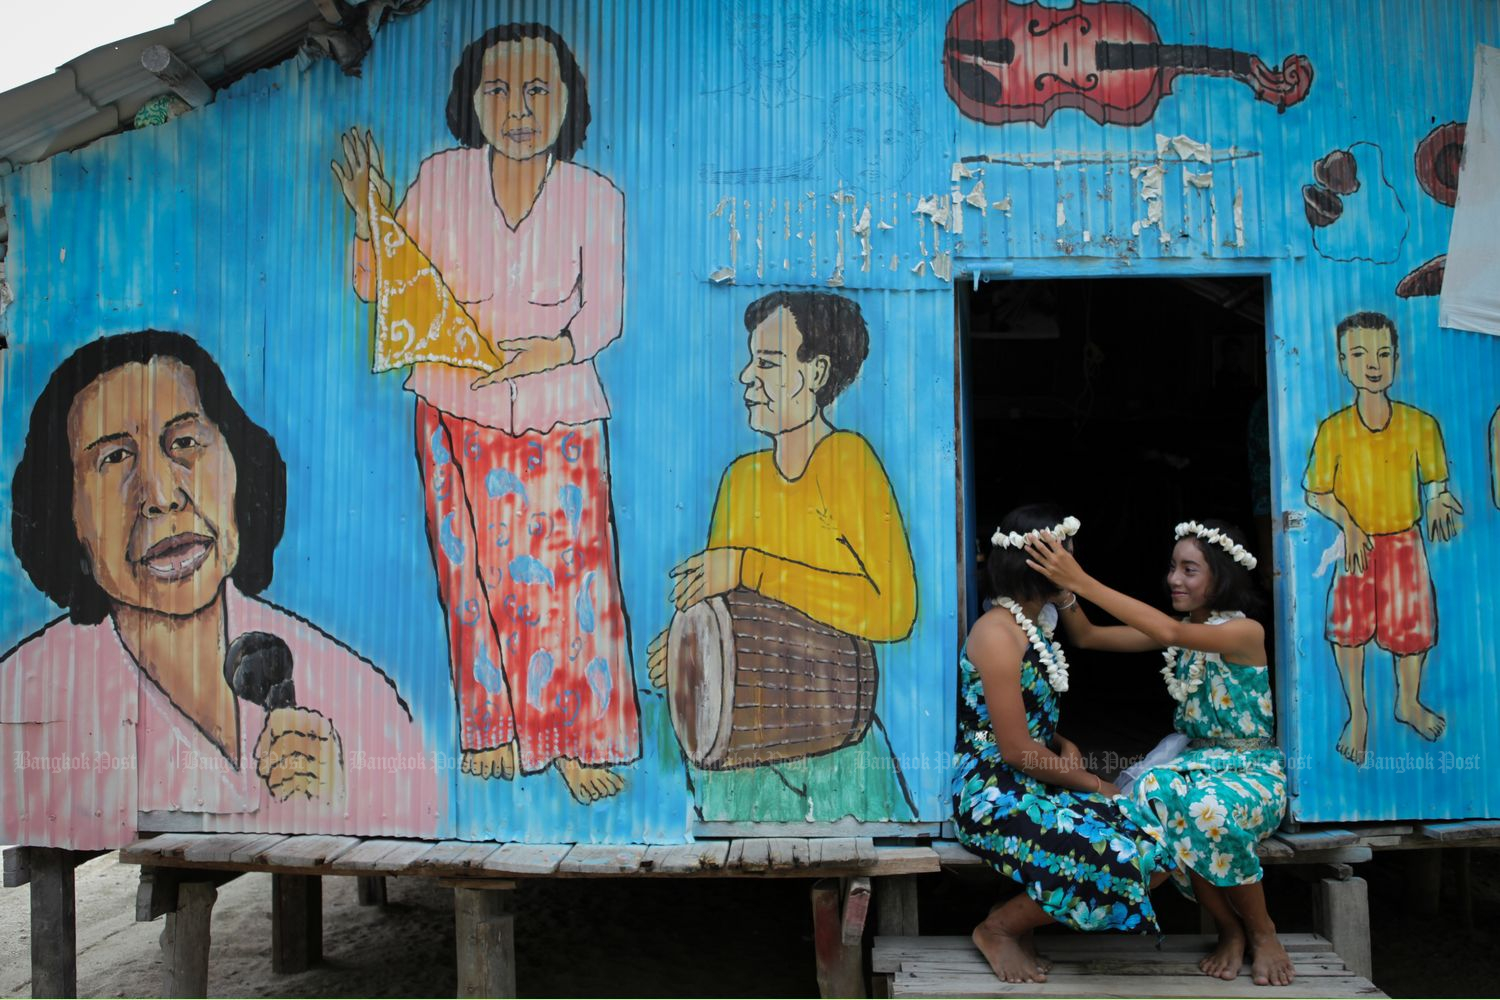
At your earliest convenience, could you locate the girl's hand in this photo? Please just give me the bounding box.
[1096,778,1122,798]
[1024,533,1090,592]
[471,335,576,388]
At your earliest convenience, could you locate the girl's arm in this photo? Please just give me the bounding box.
[1055,594,1160,652]
[1027,535,1265,663]
[968,616,1117,795]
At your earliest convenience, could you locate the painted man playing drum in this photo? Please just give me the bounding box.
[647,290,919,821]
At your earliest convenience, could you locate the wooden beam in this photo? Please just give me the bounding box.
[840,876,872,946]
[29,848,76,999]
[874,875,920,936]
[137,868,242,922]
[271,874,322,974]
[1312,876,1372,982]
[139,45,213,108]
[811,878,863,998]
[454,886,516,998]
[356,875,387,906]
[160,881,216,998]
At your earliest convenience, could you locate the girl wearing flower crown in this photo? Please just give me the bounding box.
[1025,518,1294,987]
[954,504,1177,985]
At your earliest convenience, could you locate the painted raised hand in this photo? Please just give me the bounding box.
[329,127,393,240]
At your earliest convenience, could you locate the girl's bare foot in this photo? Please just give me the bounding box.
[1248,931,1296,986]
[972,920,1046,984]
[555,757,626,803]
[461,743,517,780]
[1200,924,1247,980]
[1019,929,1052,972]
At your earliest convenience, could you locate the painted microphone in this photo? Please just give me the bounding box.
[223,631,297,710]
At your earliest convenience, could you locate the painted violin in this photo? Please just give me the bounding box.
[945,0,1314,127]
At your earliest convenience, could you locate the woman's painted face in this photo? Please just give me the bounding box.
[1166,539,1213,614]
[67,358,240,616]
[474,38,568,161]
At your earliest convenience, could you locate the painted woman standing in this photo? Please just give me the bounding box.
[332,23,639,802]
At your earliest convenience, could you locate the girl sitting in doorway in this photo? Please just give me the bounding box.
[1025,519,1295,986]
[954,505,1176,985]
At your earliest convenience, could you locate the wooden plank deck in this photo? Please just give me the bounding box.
[874,934,1387,998]
[116,835,941,879]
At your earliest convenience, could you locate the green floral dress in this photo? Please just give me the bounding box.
[1134,616,1287,893]
[953,638,1175,933]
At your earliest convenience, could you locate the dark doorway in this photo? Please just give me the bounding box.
[958,275,1274,772]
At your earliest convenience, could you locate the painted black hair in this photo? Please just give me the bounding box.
[743,291,870,409]
[1172,518,1265,618]
[987,502,1069,604]
[445,22,591,161]
[11,331,286,625]
[1336,310,1399,354]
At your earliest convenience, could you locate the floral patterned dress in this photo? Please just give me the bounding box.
[1134,616,1287,894]
[952,638,1175,933]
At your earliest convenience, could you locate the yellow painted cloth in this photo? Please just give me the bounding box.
[365,179,501,374]
[1304,402,1448,534]
[707,430,917,642]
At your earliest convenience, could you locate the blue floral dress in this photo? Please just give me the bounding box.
[952,638,1175,933]
[1134,619,1287,894]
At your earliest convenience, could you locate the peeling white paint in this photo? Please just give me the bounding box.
[914,194,951,230]
[1129,164,1167,243]
[889,254,899,271]
[1055,198,1066,228]
[877,220,895,230]
[1186,171,1214,189]
[710,196,731,218]
[1083,229,1092,243]
[931,251,953,281]
[1233,187,1245,247]
[831,190,856,204]
[756,210,765,280]
[948,190,965,236]
[992,195,1013,215]
[709,266,735,283]
[826,269,845,287]
[854,204,872,272]
[951,162,976,182]
[1157,133,1213,165]
[852,205,871,237]
[728,205,740,270]
[911,259,927,276]
[965,180,986,213]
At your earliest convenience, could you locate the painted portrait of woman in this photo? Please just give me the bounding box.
[1,331,437,849]
[331,22,640,803]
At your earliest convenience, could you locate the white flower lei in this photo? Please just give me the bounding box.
[997,597,1070,693]
[991,515,1081,551]
[1174,520,1258,571]
[1161,611,1245,702]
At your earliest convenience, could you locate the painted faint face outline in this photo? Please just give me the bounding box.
[474,38,568,162]
[739,306,829,437]
[829,87,920,193]
[834,0,924,62]
[67,358,240,617]
[731,8,809,84]
[1338,325,1397,394]
[1166,539,1213,615]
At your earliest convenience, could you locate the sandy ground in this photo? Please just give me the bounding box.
[1,847,1496,997]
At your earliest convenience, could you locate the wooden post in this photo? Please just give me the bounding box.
[873,875,919,937]
[811,878,864,999]
[1403,848,1442,915]
[29,848,77,999]
[1312,875,1371,982]
[454,885,516,998]
[271,874,322,973]
[160,881,217,998]
[1454,848,1473,932]
[356,875,387,906]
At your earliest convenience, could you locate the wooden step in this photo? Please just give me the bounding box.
[873,934,1387,998]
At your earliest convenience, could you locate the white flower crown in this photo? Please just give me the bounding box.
[991,516,1081,551]
[1174,520,1258,571]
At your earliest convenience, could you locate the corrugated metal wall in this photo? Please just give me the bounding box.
[0,0,1497,844]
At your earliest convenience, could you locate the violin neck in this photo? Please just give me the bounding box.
[1096,41,1253,78]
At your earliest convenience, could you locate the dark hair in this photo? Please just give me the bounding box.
[1336,311,1399,354]
[987,503,1069,604]
[1171,518,1265,618]
[11,331,286,625]
[743,291,870,408]
[445,22,591,161]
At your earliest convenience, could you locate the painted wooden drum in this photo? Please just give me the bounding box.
[666,588,879,770]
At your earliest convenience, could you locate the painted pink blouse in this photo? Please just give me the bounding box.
[0,587,440,850]
[353,148,625,435]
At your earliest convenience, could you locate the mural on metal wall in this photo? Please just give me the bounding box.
[1303,312,1464,766]
[1302,143,1408,265]
[647,291,919,821]
[2,333,438,846]
[330,23,641,804]
[942,0,1313,127]
[1397,122,1467,298]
